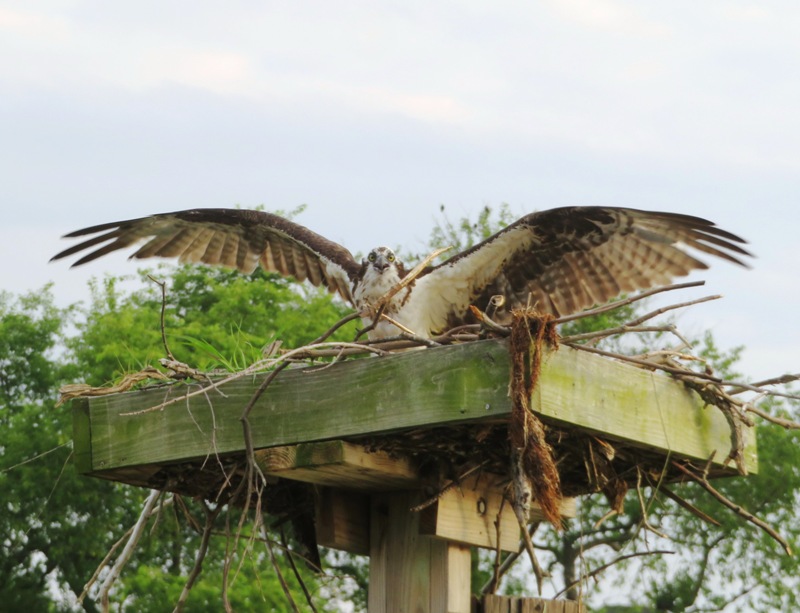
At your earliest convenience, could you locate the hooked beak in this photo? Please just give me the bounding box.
[373,258,390,272]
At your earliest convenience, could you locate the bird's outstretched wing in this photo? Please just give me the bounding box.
[51,208,361,303]
[415,206,752,330]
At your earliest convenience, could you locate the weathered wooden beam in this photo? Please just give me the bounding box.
[419,472,576,552]
[72,339,757,476]
[256,440,418,490]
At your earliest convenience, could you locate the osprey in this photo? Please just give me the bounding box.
[51,207,751,339]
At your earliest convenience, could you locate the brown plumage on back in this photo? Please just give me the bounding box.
[52,206,752,339]
[435,207,751,321]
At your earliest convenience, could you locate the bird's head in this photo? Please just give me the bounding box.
[363,246,401,274]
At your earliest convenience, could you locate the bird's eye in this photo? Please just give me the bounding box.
[387,254,395,262]
[368,252,376,262]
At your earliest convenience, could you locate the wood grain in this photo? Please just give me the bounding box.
[74,338,757,475]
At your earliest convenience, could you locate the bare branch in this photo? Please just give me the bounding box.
[657,485,722,527]
[147,274,176,361]
[554,281,706,324]
[749,372,800,389]
[555,549,675,599]
[98,490,163,610]
[261,517,301,612]
[279,527,318,613]
[673,461,792,555]
[746,405,800,430]
[173,502,221,612]
[625,294,721,327]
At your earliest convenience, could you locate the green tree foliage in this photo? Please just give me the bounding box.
[0,289,135,612]
[1,261,354,610]
[424,203,517,260]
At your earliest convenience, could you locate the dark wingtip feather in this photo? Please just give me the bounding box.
[50,229,123,265]
[61,220,132,238]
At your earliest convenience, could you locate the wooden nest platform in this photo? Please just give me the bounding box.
[72,338,757,494]
[70,337,757,612]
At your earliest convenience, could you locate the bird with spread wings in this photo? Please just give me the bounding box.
[51,206,751,340]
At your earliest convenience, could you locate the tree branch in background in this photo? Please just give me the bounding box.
[555,549,675,599]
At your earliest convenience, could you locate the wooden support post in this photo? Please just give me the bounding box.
[369,490,472,613]
[315,487,370,555]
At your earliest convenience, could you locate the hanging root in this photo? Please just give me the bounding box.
[508,309,562,529]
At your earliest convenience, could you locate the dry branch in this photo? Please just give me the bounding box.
[555,549,675,599]
[673,460,792,555]
[174,502,221,612]
[98,490,162,611]
[746,405,800,430]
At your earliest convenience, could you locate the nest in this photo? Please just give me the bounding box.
[65,280,798,561]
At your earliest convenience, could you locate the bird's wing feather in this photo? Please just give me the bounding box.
[51,208,361,304]
[414,206,751,330]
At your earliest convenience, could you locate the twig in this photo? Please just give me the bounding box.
[173,501,221,612]
[468,304,512,336]
[78,495,177,605]
[555,549,675,598]
[625,294,721,327]
[749,373,800,389]
[562,324,677,344]
[481,518,539,595]
[310,312,361,344]
[657,484,721,527]
[727,382,800,401]
[147,274,176,361]
[261,516,301,612]
[23,448,73,540]
[635,468,668,540]
[381,246,452,303]
[221,508,234,613]
[564,343,725,382]
[119,341,390,416]
[1,442,71,473]
[410,461,490,512]
[98,489,162,611]
[78,527,133,605]
[746,405,800,430]
[673,461,792,555]
[554,281,706,324]
[517,515,547,595]
[491,498,505,594]
[279,527,318,612]
[58,367,169,406]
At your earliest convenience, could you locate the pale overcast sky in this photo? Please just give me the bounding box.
[1,1,798,382]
